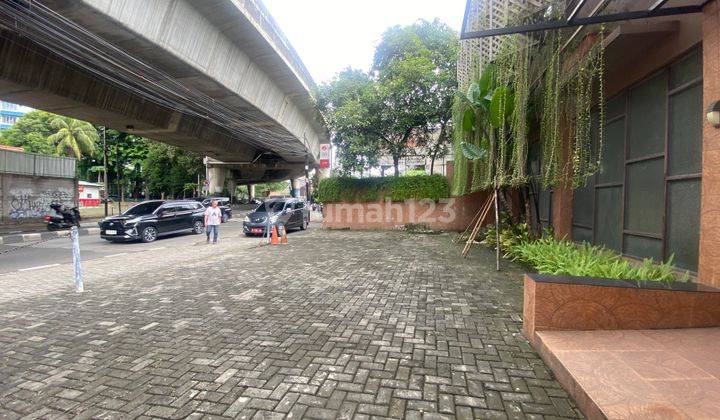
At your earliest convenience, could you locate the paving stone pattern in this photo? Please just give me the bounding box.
[0,230,582,419]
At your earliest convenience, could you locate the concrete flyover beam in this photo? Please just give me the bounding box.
[0,0,329,182]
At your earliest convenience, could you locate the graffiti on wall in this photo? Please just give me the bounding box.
[8,188,74,220]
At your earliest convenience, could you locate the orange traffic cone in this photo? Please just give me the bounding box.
[281,226,288,245]
[270,225,279,245]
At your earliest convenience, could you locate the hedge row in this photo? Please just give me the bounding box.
[315,174,450,203]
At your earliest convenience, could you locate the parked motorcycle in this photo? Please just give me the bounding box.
[44,203,81,231]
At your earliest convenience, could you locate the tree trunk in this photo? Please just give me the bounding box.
[393,155,400,177]
[430,153,437,175]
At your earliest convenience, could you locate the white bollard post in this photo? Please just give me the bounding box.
[71,226,84,293]
[266,211,272,245]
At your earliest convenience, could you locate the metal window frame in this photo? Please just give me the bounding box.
[570,45,703,270]
[460,1,710,40]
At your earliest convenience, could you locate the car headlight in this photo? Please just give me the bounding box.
[126,217,142,224]
[244,215,250,222]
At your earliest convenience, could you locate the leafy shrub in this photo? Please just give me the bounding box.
[400,169,427,177]
[504,236,688,282]
[482,217,531,254]
[316,175,450,203]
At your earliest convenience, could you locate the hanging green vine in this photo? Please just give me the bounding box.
[452,19,607,194]
[539,26,606,188]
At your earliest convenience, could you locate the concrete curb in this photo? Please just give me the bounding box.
[0,228,101,245]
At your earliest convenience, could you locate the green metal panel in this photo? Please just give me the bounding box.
[668,83,703,176]
[624,234,662,261]
[598,118,625,184]
[625,159,664,234]
[628,72,667,159]
[670,49,702,89]
[573,182,594,227]
[595,187,622,252]
[606,92,626,121]
[572,226,593,244]
[666,179,701,271]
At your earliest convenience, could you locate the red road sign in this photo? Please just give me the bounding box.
[319,144,330,169]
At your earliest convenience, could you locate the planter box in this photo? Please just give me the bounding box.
[523,273,720,345]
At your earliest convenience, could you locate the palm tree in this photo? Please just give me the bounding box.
[47,116,98,158]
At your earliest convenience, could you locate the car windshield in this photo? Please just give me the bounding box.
[255,201,286,213]
[123,201,162,216]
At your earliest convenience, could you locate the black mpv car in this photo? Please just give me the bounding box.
[100,200,205,243]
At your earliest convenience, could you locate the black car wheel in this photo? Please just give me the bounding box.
[193,220,204,234]
[300,218,308,230]
[141,226,158,243]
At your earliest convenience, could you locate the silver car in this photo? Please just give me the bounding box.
[243,198,310,236]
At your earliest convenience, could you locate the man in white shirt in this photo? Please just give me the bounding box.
[204,200,222,244]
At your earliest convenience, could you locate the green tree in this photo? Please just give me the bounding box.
[0,110,56,154]
[143,142,202,198]
[254,180,290,196]
[75,129,149,194]
[317,69,380,175]
[47,116,98,158]
[373,19,458,175]
[318,20,458,176]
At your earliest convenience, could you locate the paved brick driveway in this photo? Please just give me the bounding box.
[0,229,581,419]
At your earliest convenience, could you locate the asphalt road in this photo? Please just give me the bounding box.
[0,217,260,275]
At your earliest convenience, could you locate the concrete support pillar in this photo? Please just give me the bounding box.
[208,166,227,195]
[247,184,255,201]
[290,178,301,198]
[699,0,720,286]
[226,178,236,203]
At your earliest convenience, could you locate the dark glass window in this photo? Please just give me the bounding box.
[668,83,702,176]
[595,187,622,252]
[573,183,594,227]
[572,227,593,244]
[666,180,701,270]
[624,158,664,235]
[598,118,625,184]
[624,234,663,261]
[670,49,702,89]
[123,201,162,216]
[605,92,626,121]
[627,72,667,159]
[570,48,702,272]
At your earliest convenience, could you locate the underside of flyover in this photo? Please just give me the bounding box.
[0,0,328,183]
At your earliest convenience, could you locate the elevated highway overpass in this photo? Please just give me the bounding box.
[0,0,328,191]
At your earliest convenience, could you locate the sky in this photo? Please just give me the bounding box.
[262,0,466,85]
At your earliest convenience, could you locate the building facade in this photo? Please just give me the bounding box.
[458,1,720,282]
[78,181,103,207]
[0,101,32,130]
[458,0,549,89]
